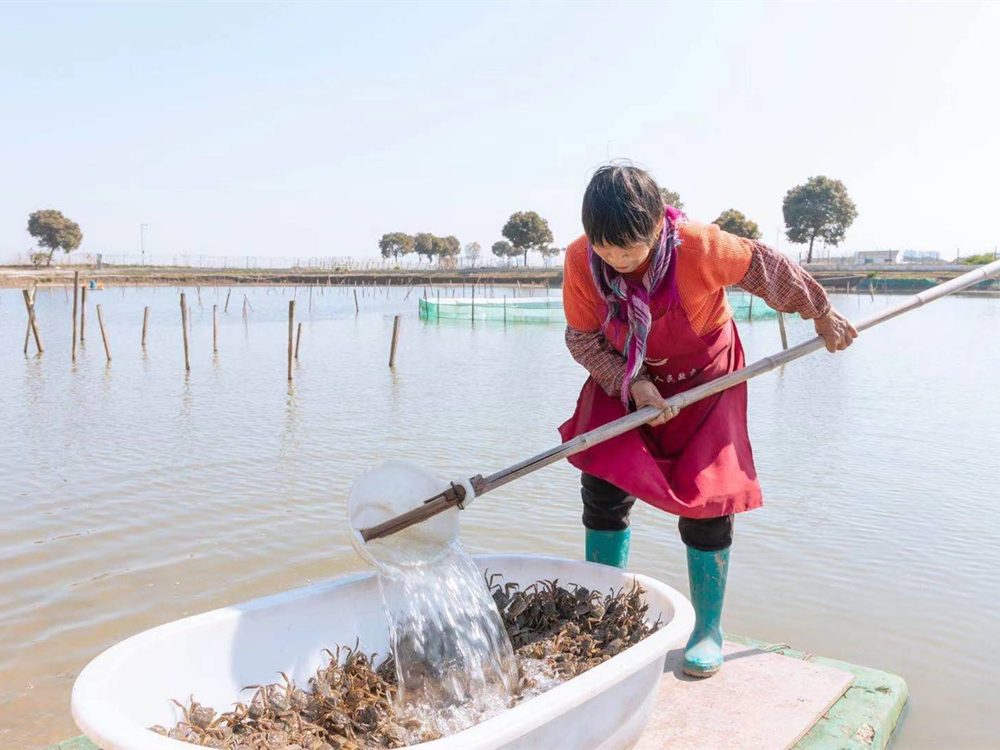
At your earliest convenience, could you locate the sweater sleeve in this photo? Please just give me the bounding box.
[562,235,605,331]
[565,326,649,398]
[688,221,755,292]
[738,241,831,320]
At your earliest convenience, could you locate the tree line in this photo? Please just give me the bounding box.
[14,176,880,268]
[380,210,560,268]
[661,175,859,263]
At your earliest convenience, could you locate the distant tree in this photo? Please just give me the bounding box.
[502,211,554,267]
[414,233,436,263]
[783,176,857,263]
[713,209,761,240]
[27,209,83,266]
[492,240,515,267]
[537,245,564,267]
[463,241,482,266]
[433,235,461,266]
[378,232,414,262]
[659,188,683,210]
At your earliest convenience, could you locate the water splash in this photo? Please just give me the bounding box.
[375,543,518,738]
[348,460,518,737]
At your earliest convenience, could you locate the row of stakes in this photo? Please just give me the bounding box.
[19,272,405,381]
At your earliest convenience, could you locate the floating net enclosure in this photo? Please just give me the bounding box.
[419,296,567,324]
[726,289,778,321]
[419,290,776,324]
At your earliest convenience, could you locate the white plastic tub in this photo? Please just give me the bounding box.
[72,555,694,750]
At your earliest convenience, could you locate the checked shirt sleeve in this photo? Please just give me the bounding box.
[565,325,649,398]
[738,241,832,320]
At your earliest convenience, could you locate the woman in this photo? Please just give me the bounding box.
[559,165,856,678]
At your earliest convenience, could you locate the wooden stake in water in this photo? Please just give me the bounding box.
[389,315,401,368]
[142,306,150,348]
[503,294,507,325]
[180,293,190,372]
[213,304,218,354]
[96,304,111,362]
[80,284,87,342]
[353,289,359,314]
[471,284,476,324]
[359,257,1000,542]
[288,300,295,380]
[22,288,43,354]
[224,288,231,313]
[295,322,302,359]
[72,271,79,363]
[777,311,788,350]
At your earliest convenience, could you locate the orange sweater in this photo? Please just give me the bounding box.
[563,220,755,336]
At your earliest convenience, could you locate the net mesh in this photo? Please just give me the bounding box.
[418,290,777,324]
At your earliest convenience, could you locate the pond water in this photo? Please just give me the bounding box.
[0,282,998,748]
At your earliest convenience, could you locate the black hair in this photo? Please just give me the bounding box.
[582,163,664,248]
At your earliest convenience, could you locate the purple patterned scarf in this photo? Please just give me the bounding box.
[588,206,683,406]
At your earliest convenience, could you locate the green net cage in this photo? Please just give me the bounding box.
[419,296,566,324]
[418,290,776,324]
[726,289,778,321]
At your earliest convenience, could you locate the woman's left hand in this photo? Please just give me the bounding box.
[630,379,679,426]
[813,309,858,352]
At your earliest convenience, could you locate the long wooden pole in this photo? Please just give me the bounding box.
[213,304,218,354]
[777,311,788,350]
[96,304,111,361]
[180,293,190,372]
[288,300,295,380]
[389,314,401,368]
[295,322,302,359]
[142,306,150,348]
[72,271,79,362]
[360,258,1000,542]
[80,284,87,342]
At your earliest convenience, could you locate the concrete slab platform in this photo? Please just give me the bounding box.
[635,640,855,750]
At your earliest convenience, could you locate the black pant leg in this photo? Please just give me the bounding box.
[580,473,636,532]
[678,515,734,552]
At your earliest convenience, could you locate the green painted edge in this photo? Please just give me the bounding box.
[40,737,98,750]
[45,635,909,750]
[727,634,909,750]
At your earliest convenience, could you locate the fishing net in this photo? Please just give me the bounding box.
[419,296,566,324]
[418,290,777,324]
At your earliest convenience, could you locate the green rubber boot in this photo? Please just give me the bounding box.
[683,546,729,678]
[585,528,631,569]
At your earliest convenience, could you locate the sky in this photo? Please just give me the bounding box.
[1,1,998,263]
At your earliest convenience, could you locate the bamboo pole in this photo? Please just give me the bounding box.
[142,306,150,347]
[353,289,359,314]
[224,288,231,312]
[213,304,218,354]
[777,311,788,350]
[72,271,79,362]
[287,300,295,380]
[22,289,43,354]
[80,284,87,342]
[359,258,1000,542]
[180,293,190,372]
[96,304,111,361]
[389,315,401,368]
[295,322,302,359]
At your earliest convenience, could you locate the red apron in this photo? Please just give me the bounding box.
[558,271,762,519]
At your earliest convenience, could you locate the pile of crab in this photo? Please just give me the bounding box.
[154,576,658,748]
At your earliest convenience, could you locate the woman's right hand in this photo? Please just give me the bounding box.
[629,379,678,426]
